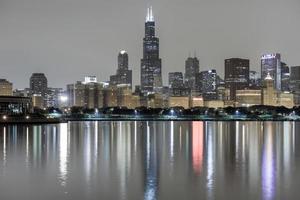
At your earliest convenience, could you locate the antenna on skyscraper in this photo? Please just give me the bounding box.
[146,6,154,22]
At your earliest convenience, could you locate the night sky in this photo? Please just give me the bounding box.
[0,0,299,89]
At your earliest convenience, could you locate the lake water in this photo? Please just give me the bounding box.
[0,121,300,200]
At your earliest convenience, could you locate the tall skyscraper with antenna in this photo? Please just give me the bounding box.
[140,6,162,95]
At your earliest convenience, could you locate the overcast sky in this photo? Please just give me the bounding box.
[0,0,299,89]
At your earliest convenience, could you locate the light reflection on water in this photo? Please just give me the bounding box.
[0,121,299,200]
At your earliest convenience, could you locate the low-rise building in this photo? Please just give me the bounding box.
[168,97,189,109]
[0,96,32,115]
[236,89,261,107]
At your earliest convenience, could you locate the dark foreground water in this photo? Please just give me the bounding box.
[0,121,300,200]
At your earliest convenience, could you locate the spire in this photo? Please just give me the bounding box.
[146,6,154,22]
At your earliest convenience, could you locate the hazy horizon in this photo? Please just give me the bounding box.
[0,0,299,89]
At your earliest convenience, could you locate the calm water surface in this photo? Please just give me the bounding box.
[0,121,300,200]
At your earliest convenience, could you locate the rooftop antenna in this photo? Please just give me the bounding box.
[146,6,154,22]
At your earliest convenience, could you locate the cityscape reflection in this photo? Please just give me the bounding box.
[0,121,299,200]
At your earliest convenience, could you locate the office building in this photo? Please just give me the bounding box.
[110,51,133,88]
[225,58,250,101]
[0,79,13,96]
[196,69,218,100]
[185,57,200,90]
[261,53,281,90]
[281,62,290,92]
[236,89,261,107]
[0,96,32,115]
[140,7,162,95]
[30,73,48,97]
[67,77,104,108]
[290,66,300,105]
[168,72,184,88]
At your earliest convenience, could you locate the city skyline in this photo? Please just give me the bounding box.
[0,0,300,89]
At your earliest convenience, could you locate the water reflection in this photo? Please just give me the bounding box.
[0,121,299,200]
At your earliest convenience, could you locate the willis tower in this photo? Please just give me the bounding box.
[141,7,162,95]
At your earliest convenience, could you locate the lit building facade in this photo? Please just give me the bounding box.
[30,73,48,97]
[185,57,200,91]
[67,77,104,108]
[0,96,32,115]
[168,72,184,88]
[168,96,189,109]
[261,53,281,91]
[0,79,13,96]
[196,69,218,100]
[110,51,132,88]
[236,89,261,107]
[140,7,162,95]
[262,74,278,106]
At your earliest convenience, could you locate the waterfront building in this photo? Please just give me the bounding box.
[140,7,162,95]
[110,51,133,88]
[190,96,204,107]
[225,58,250,101]
[103,86,118,107]
[278,92,294,108]
[204,100,225,108]
[168,96,189,109]
[45,88,64,108]
[67,77,104,108]
[32,94,44,108]
[30,73,48,97]
[261,53,281,90]
[262,73,278,106]
[0,96,32,115]
[236,89,261,107]
[196,69,218,100]
[185,57,200,91]
[147,93,164,108]
[0,79,13,96]
[13,88,31,97]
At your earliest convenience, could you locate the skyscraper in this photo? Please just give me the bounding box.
[168,72,184,88]
[185,57,200,91]
[140,7,162,95]
[196,70,218,100]
[110,50,132,88]
[281,62,290,92]
[261,53,281,90]
[225,58,250,101]
[290,66,300,105]
[30,73,48,97]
